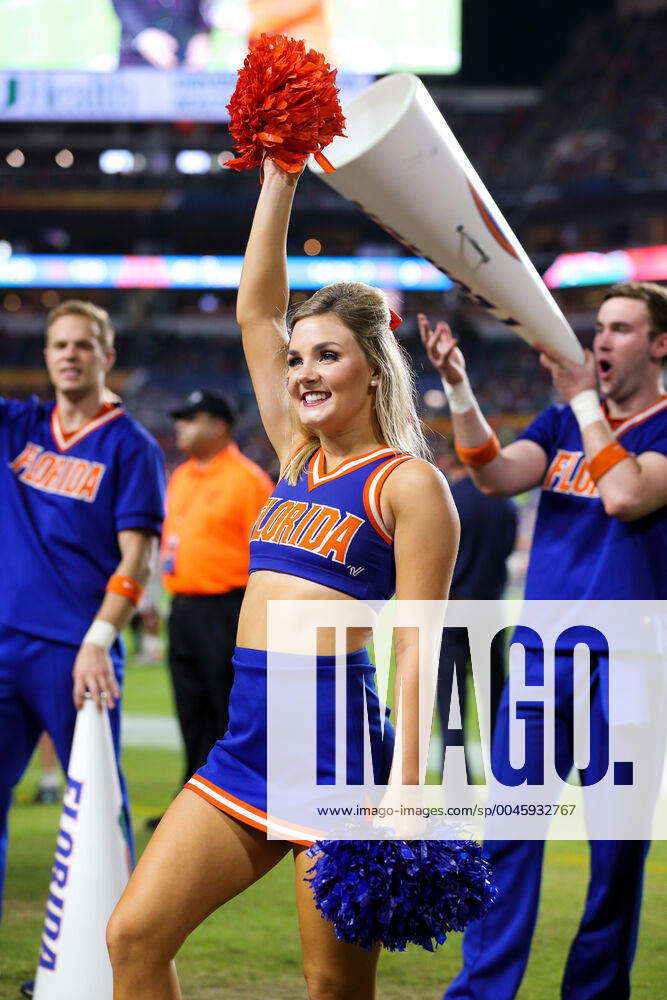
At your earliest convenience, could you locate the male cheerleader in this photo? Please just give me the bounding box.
[0,300,165,918]
[420,281,667,1000]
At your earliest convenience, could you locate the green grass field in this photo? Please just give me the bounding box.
[3,658,666,998]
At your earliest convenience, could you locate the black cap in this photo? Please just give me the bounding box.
[170,389,235,424]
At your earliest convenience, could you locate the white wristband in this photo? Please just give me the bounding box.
[441,375,476,414]
[82,619,118,651]
[570,389,602,431]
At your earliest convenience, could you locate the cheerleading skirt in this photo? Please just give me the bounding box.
[185,645,394,844]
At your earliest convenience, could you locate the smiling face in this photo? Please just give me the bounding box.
[286,314,377,439]
[594,296,667,403]
[44,313,114,400]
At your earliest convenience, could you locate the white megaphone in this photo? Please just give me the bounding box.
[309,73,584,363]
[33,696,131,1000]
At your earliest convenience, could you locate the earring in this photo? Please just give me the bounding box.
[370,379,379,387]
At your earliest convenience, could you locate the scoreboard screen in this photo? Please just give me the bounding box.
[0,0,460,120]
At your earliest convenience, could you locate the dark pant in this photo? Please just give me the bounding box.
[0,623,132,916]
[168,590,244,786]
[445,649,649,1000]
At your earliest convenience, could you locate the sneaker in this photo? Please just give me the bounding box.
[20,980,34,998]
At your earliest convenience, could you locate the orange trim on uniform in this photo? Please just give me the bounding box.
[106,574,144,606]
[55,401,115,442]
[51,403,124,453]
[363,455,412,544]
[186,780,269,835]
[455,432,501,468]
[185,775,315,846]
[605,395,667,439]
[189,773,269,820]
[307,446,397,490]
[587,441,631,484]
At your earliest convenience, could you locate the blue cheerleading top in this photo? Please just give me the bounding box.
[248,445,412,601]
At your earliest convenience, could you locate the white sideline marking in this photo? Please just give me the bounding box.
[122,713,182,750]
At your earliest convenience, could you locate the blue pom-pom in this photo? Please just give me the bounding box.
[306,839,497,952]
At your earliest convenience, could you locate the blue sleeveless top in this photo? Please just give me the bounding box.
[248,446,412,601]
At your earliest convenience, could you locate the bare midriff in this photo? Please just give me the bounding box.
[236,570,374,654]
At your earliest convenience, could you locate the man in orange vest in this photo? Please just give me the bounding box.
[162,390,273,786]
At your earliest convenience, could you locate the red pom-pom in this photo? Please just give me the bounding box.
[225,33,345,175]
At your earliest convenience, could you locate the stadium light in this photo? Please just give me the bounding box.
[0,254,451,291]
[543,245,667,289]
[6,148,25,168]
[99,150,136,174]
[41,290,60,308]
[55,149,74,168]
[175,150,211,174]
[423,388,447,409]
[198,293,219,313]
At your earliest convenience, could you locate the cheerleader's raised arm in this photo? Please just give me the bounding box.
[236,160,302,464]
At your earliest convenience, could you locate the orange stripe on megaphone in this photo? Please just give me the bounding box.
[467,182,519,259]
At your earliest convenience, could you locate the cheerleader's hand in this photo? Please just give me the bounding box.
[262,155,306,185]
[374,782,427,839]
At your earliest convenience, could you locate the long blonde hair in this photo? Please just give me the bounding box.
[283,282,430,484]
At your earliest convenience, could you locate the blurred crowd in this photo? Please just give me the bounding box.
[0,289,557,476]
[445,9,667,198]
[2,8,662,473]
